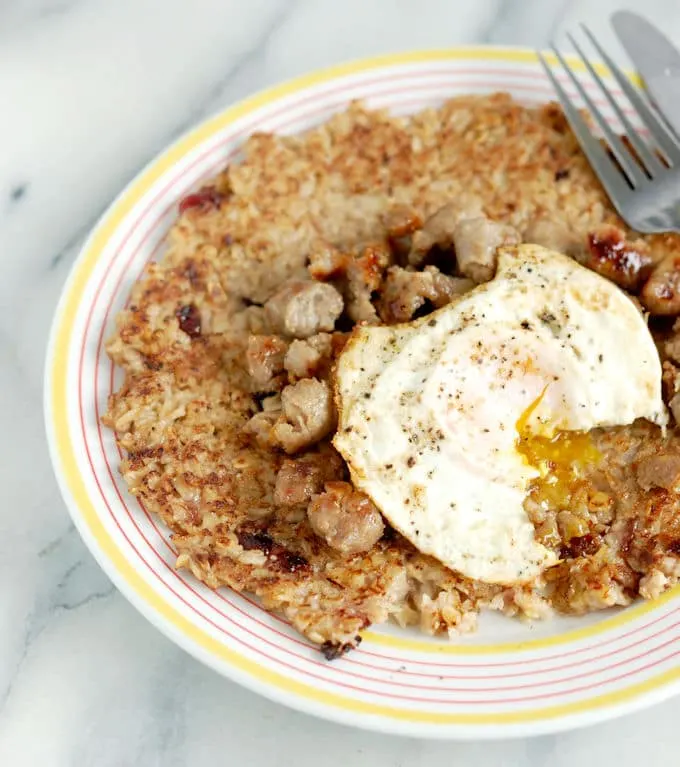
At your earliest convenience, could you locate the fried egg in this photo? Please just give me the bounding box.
[333,244,667,585]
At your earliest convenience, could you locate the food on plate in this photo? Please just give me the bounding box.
[103,94,680,658]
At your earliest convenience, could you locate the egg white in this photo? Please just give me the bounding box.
[333,244,667,585]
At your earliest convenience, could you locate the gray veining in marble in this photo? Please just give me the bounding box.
[3,0,680,764]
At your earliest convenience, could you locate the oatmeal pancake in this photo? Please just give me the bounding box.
[103,94,680,655]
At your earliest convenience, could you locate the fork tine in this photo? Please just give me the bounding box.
[567,30,665,177]
[537,52,631,209]
[582,23,680,165]
[551,44,648,188]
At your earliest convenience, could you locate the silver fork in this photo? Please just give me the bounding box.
[538,26,680,234]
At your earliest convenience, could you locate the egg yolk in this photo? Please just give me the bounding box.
[515,391,602,513]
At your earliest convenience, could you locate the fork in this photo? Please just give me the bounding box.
[538,26,680,234]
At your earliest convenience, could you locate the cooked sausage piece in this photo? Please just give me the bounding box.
[272,378,336,453]
[453,217,520,283]
[409,197,483,266]
[641,255,680,315]
[344,242,392,323]
[274,448,345,506]
[242,394,282,448]
[662,362,680,424]
[636,454,680,492]
[528,221,652,294]
[246,335,288,392]
[584,224,652,291]
[383,204,423,239]
[427,267,475,306]
[308,242,391,324]
[665,321,680,364]
[265,279,344,338]
[284,332,348,381]
[670,394,680,426]
[378,265,473,323]
[308,241,350,281]
[284,333,333,380]
[382,204,423,259]
[523,218,586,258]
[307,481,385,555]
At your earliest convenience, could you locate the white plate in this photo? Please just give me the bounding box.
[44,47,680,739]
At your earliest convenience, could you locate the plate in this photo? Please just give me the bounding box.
[44,47,680,739]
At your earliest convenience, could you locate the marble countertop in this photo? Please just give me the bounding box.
[4,0,680,764]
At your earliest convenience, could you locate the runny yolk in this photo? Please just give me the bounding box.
[515,389,601,509]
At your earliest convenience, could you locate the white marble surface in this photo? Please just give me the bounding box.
[4,0,680,763]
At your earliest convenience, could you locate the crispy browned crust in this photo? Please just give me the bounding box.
[103,96,680,653]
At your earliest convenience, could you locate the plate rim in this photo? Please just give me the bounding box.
[43,45,678,738]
